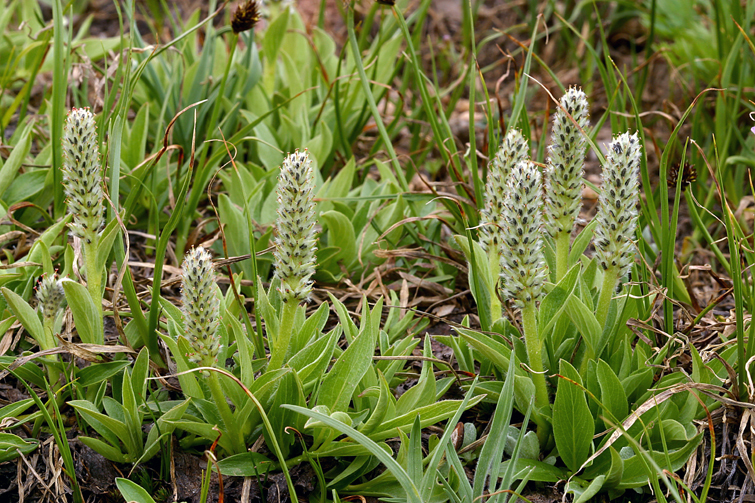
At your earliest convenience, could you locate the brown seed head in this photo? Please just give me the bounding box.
[231,0,260,34]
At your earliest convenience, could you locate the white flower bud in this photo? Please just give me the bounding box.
[499,161,548,306]
[594,132,642,277]
[273,150,318,304]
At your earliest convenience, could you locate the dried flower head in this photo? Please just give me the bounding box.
[36,274,65,321]
[231,0,260,34]
[667,162,696,192]
[594,132,642,277]
[480,129,529,253]
[544,87,590,238]
[61,108,104,246]
[274,150,318,304]
[499,160,548,306]
[181,247,221,368]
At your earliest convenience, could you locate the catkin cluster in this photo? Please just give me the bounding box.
[61,108,105,245]
[36,275,65,322]
[181,248,221,368]
[273,150,318,304]
[480,129,529,252]
[499,160,548,306]
[593,132,642,277]
[544,87,590,238]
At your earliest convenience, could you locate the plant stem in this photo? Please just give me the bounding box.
[521,301,548,410]
[595,265,619,328]
[83,238,104,345]
[521,301,550,445]
[268,300,298,370]
[488,250,502,325]
[555,231,570,282]
[208,371,244,454]
[42,320,62,389]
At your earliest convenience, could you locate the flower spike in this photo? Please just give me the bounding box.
[273,150,318,304]
[181,247,221,368]
[544,87,590,238]
[61,108,104,246]
[594,132,642,278]
[499,160,548,306]
[480,129,529,253]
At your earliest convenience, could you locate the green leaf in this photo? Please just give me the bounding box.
[0,433,37,462]
[61,280,100,344]
[368,396,484,442]
[116,478,157,503]
[95,218,120,276]
[498,458,569,483]
[164,419,235,455]
[130,347,150,399]
[76,361,131,388]
[318,210,356,273]
[0,399,34,420]
[0,120,33,199]
[317,306,378,412]
[474,352,517,498]
[616,434,703,489]
[553,360,594,472]
[79,436,129,464]
[69,400,129,449]
[1,287,45,347]
[395,335,436,415]
[568,474,606,503]
[564,294,602,357]
[283,404,423,503]
[359,370,395,435]
[596,359,628,425]
[214,452,274,477]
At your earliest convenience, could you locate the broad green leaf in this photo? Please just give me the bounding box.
[69,400,128,449]
[161,329,203,399]
[569,474,606,503]
[498,458,568,483]
[317,307,378,412]
[368,396,484,442]
[214,452,274,477]
[0,433,37,462]
[0,120,33,198]
[553,360,594,472]
[80,436,128,464]
[116,478,157,503]
[319,210,357,272]
[616,434,703,489]
[95,218,121,276]
[1,287,45,347]
[283,404,423,503]
[61,280,100,344]
[596,359,628,425]
[76,361,130,388]
[0,399,34,420]
[130,347,150,399]
[164,420,235,455]
[564,294,602,357]
[359,370,395,435]
[396,335,436,415]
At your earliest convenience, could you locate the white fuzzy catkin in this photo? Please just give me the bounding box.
[594,132,642,278]
[36,275,65,321]
[273,150,318,304]
[480,129,529,253]
[499,160,548,306]
[544,87,590,238]
[61,108,104,245]
[181,248,221,368]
